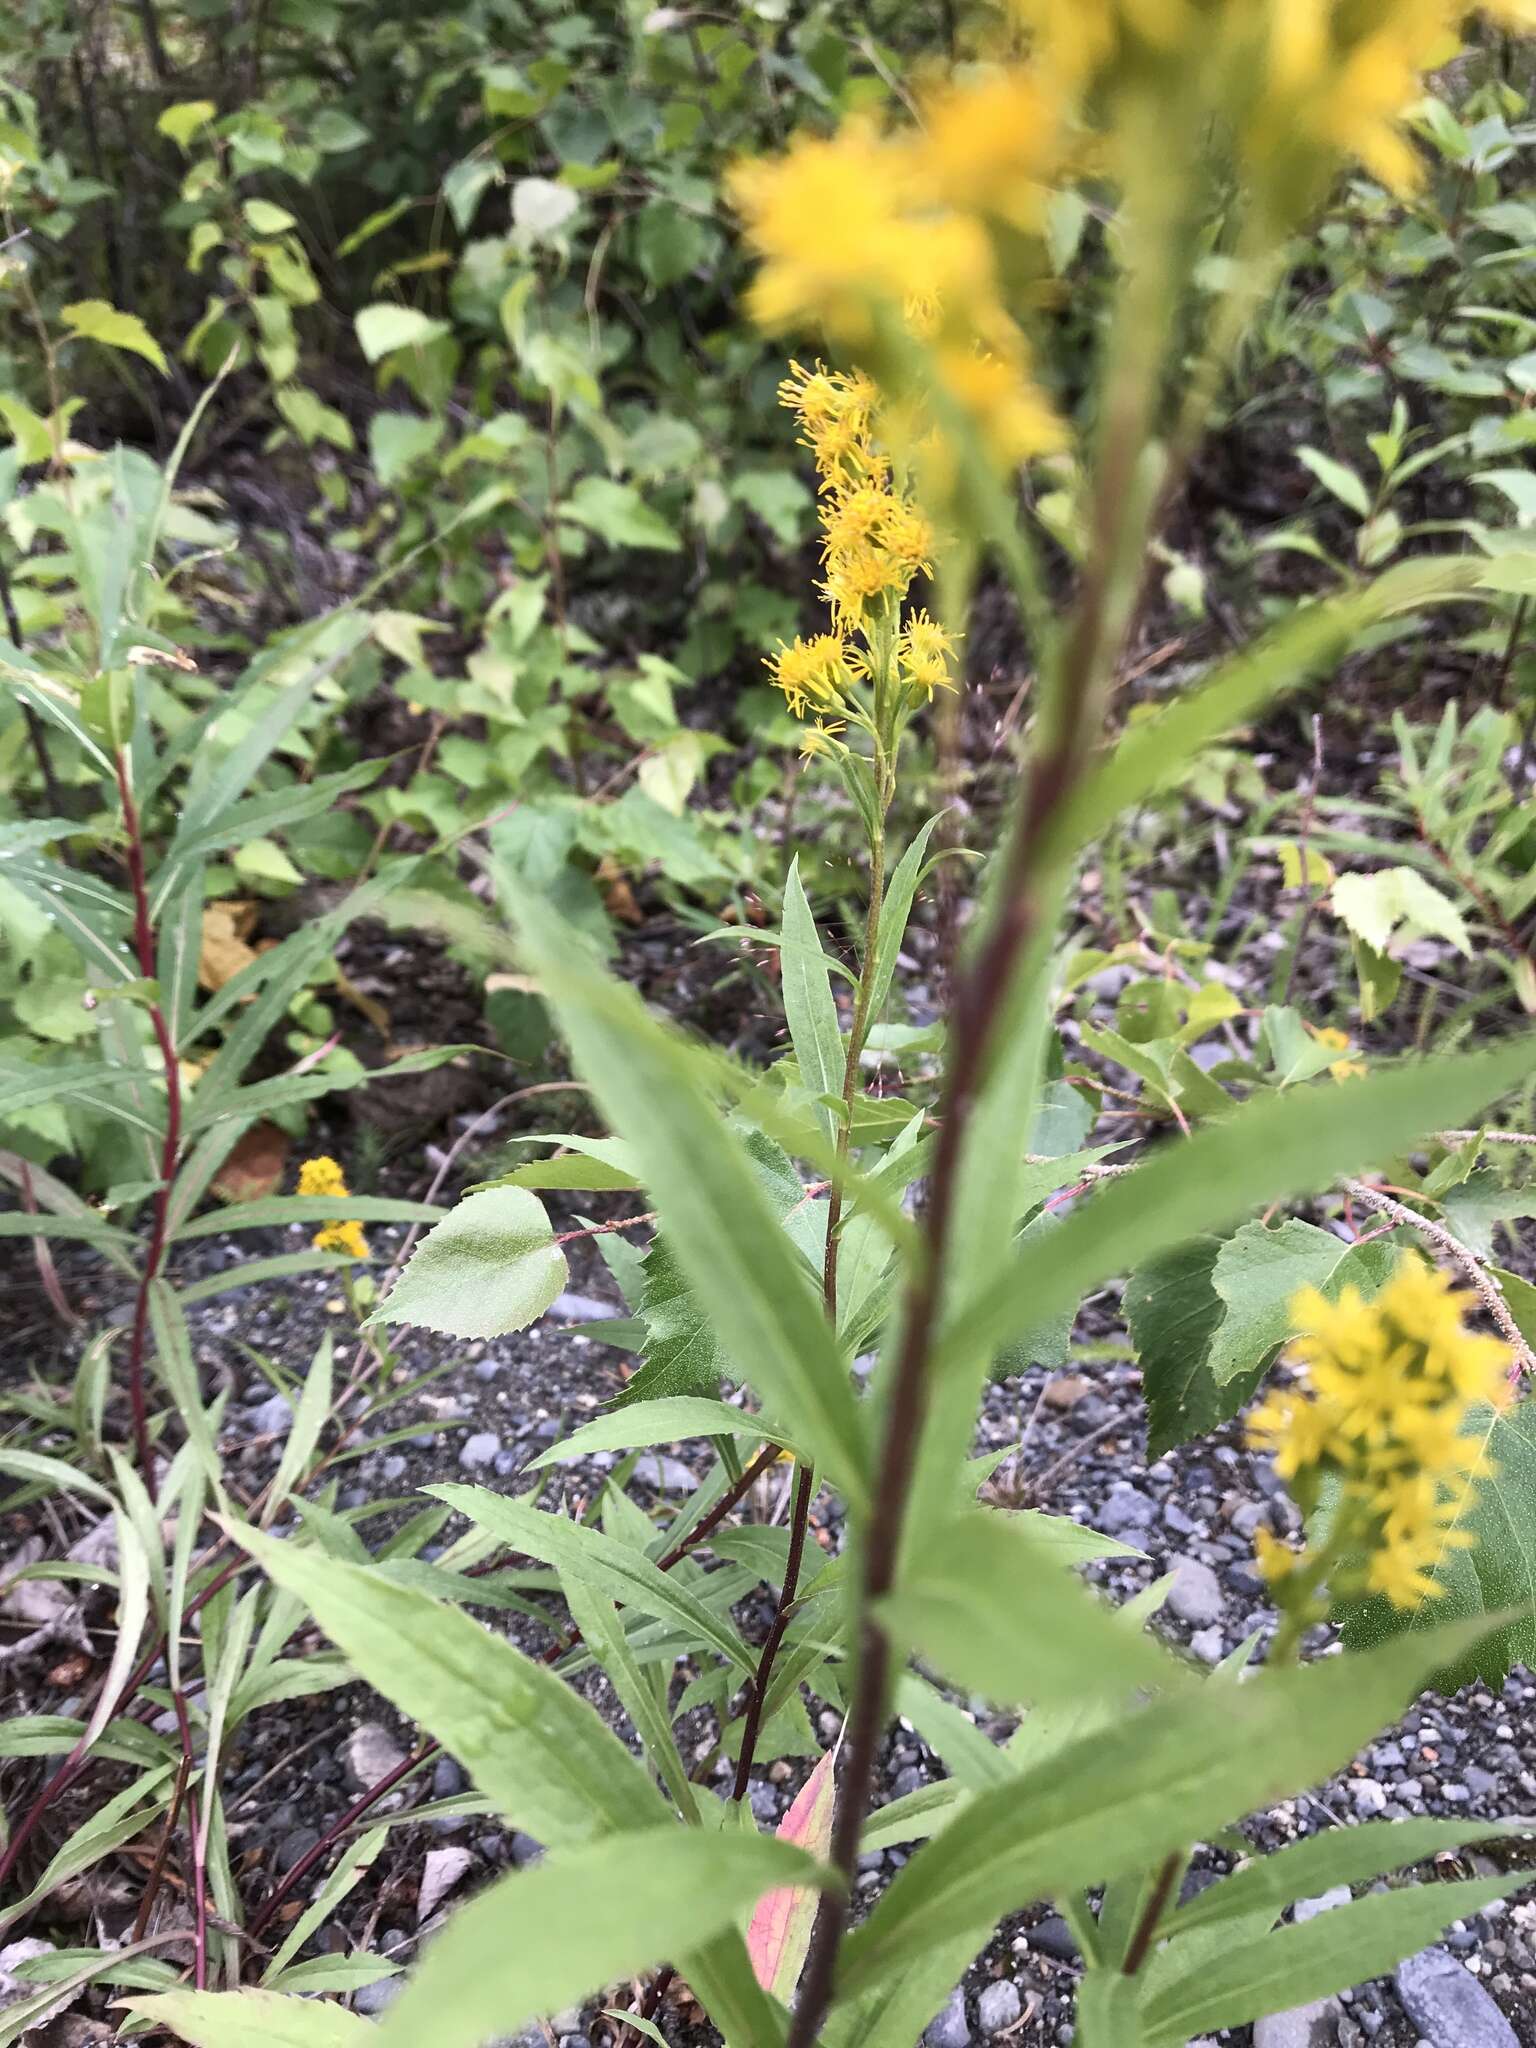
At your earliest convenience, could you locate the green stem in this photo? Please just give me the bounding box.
[729,817,887,1804]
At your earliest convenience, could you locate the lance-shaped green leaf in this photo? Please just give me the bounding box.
[781,853,845,1146]
[375,1830,823,2048]
[119,1991,375,2047]
[1165,1817,1529,1940]
[235,1526,664,1842]
[428,1486,756,1677]
[1143,1875,1520,2045]
[515,895,868,1505]
[940,1036,1536,1393]
[527,1397,803,1470]
[836,1615,1507,1999]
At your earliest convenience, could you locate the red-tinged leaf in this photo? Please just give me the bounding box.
[746,1733,840,2000]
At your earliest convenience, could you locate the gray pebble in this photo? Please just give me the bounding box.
[381,1454,408,1482]
[459,1431,501,1472]
[1189,1626,1225,1665]
[510,1831,544,1868]
[432,1756,466,1800]
[275,1826,319,1874]
[1395,1945,1519,2048]
[1028,1914,1078,1961]
[249,1393,294,1437]
[1167,1557,1224,1629]
[552,1292,619,1323]
[352,1976,404,2016]
[1097,1486,1155,1539]
[925,1990,970,2048]
[1351,1779,1389,1817]
[633,1455,699,1492]
[1254,2001,1341,2047]
[1294,1887,1351,1923]
[976,1980,1022,2034]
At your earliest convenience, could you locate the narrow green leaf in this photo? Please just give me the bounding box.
[837,1616,1507,1999]
[121,1990,375,2047]
[1168,1818,1528,1939]
[235,1526,666,1843]
[866,815,941,1031]
[429,1486,755,1677]
[879,1507,1177,1709]
[561,1577,698,1822]
[172,1194,444,1241]
[780,853,846,1146]
[1144,1875,1520,2044]
[940,1037,1536,1392]
[527,1398,801,1470]
[516,896,868,1506]
[376,1831,822,2048]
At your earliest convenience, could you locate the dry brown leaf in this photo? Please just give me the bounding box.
[211,1120,291,1204]
[198,901,262,992]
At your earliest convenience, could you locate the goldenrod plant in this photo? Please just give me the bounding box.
[9,8,1536,2048]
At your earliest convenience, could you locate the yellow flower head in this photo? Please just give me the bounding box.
[315,1218,370,1261]
[297,1156,369,1262]
[766,632,852,719]
[897,610,958,699]
[298,1155,348,1199]
[1247,1261,1510,1611]
[916,67,1061,230]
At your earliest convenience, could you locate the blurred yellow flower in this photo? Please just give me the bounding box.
[766,632,851,719]
[297,1155,370,1262]
[1248,1263,1509,1611]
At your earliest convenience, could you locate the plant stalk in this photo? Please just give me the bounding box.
[114,747,183,1485]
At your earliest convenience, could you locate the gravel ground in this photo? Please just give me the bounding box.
[7,1187,1529,2048]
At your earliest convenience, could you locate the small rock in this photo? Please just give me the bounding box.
[343,1723,408,1788]
[473,1358,502,1382]
[1029,1915,1079,1961]
[352,1976,404,2016]
[1097,1486,1155,1540]
[1042,1375,1092,1411]
[1395,1945,1519,2048]
[552,1292,619,1323]
[1254,2000,1341,2047]
[0,1938,66,2025]
[418,1845,475,1924]
[924,1989,971,2048]
[381,1455,408,1482]
[1294,1887,1352,1924]
[892,1765,927,1800]
[1351,1779,1389,1817]
[459,1432,501,1472]
[1189,1626,1225,1665]
[1167,1557,1224,1629]
[510,1831,544,1868]
[633,1455,699,1493]
[432,1756,466,1801]
[275,1826,319,1874]
[249,1393,294,1437]
[977,1980,1022,2034]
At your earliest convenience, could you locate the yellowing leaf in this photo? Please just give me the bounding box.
[1332,866,1471,957]
[198,902,262,992]
[61,300,169,374]
[156,100,217,149]
[1277,842,1335,890]
[747,1736,840,2000]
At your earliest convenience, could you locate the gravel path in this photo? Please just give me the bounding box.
[55,1210,1528,2048]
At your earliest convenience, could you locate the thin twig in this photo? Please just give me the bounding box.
[1342,1179,1536,1375]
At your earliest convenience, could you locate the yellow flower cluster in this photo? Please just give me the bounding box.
[1009,0,1536,200]
[729,74,1064,480]
[764,363,958,752]
[734,3,1532,465]
[297,1155,369,1262]
[1248,1262,1510,1612]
